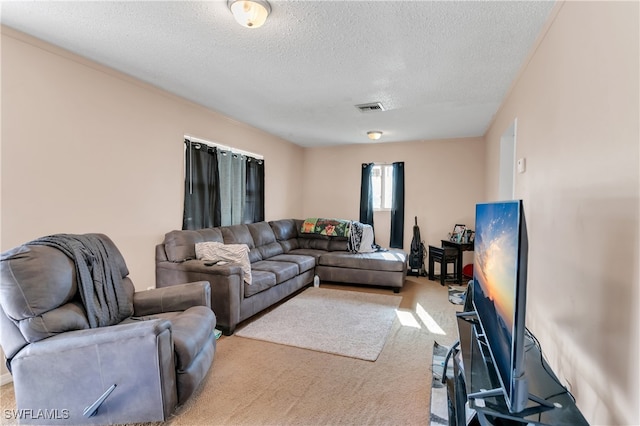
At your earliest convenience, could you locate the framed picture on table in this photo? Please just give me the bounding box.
[451,224,466,242]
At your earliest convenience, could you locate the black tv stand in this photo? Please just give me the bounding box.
[468,387,555,413]
[449,312,589,425]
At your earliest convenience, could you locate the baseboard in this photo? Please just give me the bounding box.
[1,372,13,386]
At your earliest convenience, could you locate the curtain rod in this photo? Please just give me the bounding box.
[184,135,264,160]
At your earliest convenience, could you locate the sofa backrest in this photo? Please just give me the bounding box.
[0,235,136,354]
[165,222,285,264]
[160,219,354,266]
[247,222,283,260]
[163,228,224,262]
[269,218,351,252]
[268,219,300,252]
[220,224,262,263]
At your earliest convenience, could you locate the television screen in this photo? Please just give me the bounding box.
[472,200,529,413]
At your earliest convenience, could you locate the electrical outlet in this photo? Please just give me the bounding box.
[517,158,526,173]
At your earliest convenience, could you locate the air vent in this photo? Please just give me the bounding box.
[355,102,385,113]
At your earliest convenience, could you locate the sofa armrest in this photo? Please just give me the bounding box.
[133,281,211,316]
[156,260,243,335]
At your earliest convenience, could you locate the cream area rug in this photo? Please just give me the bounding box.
[236,287,402,361]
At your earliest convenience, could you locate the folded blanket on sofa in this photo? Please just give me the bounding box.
[348,221,376,253]
[196,242,252,285]
[300,218,352,237]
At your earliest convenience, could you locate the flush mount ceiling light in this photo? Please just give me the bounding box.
[228,0,271,28]
[367,131,383,140]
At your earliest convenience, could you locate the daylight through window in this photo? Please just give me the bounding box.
[372,164,393,210]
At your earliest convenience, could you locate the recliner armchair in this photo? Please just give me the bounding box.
[0,233,216,425]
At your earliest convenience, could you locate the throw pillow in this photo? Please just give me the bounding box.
[195,242,252,285]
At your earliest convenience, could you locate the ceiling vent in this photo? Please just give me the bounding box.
[355,102,385,113]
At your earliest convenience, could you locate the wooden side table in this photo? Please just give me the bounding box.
[428,246,459,285]
[441,240,474,284]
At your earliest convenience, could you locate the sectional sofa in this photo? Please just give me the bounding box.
[155,219,407,335]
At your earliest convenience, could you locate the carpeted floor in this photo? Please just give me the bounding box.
[236,287,402,361]
[0,276,462,425]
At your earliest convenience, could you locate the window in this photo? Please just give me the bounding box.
[182,137,264,230]
[371,164,393,210]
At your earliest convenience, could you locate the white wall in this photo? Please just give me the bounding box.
[485,2,639,425]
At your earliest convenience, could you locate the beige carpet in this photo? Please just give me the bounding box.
[235,287,402,361]
[0,277,462,425]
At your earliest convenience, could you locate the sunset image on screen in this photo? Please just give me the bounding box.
[474,202,519,332]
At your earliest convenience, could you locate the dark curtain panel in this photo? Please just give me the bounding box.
[359,163,374,227]
[182,141,221,230]
[243,156,265,224]
[390,161,405,248]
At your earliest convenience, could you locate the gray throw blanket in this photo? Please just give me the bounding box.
[29,234,133,328]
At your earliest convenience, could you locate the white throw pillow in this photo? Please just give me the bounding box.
[195,241,252,285]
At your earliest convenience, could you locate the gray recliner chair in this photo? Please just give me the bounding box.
[0,233,216,425]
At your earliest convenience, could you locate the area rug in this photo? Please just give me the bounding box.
[235,287,402,361]
[448,285,467,305]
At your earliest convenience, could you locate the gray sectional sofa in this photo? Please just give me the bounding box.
[156,219,407,335]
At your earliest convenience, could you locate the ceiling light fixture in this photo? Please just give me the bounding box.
[367,131,383,140]
[228,0,271,28]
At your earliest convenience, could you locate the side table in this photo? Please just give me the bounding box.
[441,240,474,284]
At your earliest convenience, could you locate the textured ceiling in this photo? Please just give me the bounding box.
[1,1,555,147]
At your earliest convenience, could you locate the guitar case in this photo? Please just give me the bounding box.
[408,216,426,276]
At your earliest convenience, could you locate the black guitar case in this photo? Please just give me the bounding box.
[408,216,426,276]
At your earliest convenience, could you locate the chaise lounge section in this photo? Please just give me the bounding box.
[156,219,407,335]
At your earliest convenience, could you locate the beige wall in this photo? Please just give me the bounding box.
[2,2,639,423]
[0,27,306,380]
[1,27,304,288]
[485,2,639,425]
[302,138,485,267]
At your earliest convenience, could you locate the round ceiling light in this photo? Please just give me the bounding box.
[367,131,383,140]
[228,0,271,28]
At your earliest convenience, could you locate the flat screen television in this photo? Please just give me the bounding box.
[470,200,531,413]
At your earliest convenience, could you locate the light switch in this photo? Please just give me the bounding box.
[517,158,526,173]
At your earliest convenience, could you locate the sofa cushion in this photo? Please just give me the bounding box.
[268,254,316,274]
[1,245,78,319]
[0,245,92,343]
[327,238,349,251]
[318,250,407,272]
[221,225,262,263]
[278,239,300,252]
[164,229,224,262]
[288,248,327,259]
[251,260,299,284]
[247,222,284,259]
[297,237,330,251]
[245,270,276,297]
[269,219,298,241]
